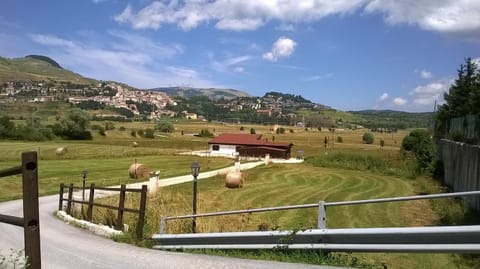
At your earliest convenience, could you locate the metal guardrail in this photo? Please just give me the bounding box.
[153,225,480,253]
[0,152,41,268]
[153,190,480,252]
[159,190,480,234]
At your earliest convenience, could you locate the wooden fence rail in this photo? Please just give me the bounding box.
[0,151,41,269]
[58,183,147,240]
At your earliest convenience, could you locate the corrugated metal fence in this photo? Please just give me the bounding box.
[438,139,480,210]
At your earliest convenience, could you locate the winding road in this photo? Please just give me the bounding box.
[0,162,341,269]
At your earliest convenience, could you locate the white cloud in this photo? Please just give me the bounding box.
[420,69,432,79]
[211,55,253,73]
[365,0,480,35]
[378,93,389,101]
[277,24,295,31]
[473,58,480,66]
[114,0,480,36]
[303,73,333,82]
[233,66,245,73]
[410,79,453,106]
[262,37,297,62]
[114,0,367,31]
[393,97,407,106]
[29,33,222,88]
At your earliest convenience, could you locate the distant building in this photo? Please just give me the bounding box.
[208,133,293,159]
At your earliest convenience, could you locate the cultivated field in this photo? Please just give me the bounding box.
[0,121,475,268]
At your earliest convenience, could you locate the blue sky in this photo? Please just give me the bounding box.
[1,0,479,112]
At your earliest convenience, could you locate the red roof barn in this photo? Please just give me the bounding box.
[208,133,293,159]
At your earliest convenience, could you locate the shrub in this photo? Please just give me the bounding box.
[98,126,106,136]
[104,121,115,130]
[156,121,174,133]
[289,129,294,133]
[137,129,144,137]
[199,129,214,138]
[130,129,136,137]
[144,128,155,139]
[119,126,126,131]
[240,126,245,131]
[380,139,385,148]
[401,129,434,173]
[362,132,374,144]
[276,127,285,134]
[250,128,256,134]
[336,136,343,143]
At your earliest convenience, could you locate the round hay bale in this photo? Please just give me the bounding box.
[132,141,138,147]
[128,163,150,179]
[55,147,68,156]
[225,171,244,188]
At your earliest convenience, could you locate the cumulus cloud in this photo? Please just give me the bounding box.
[420,69,432,79]
[262,37,297,62]
[365,0,480,36]
[378,93,389,101]
[114,0,480,36]
[393,97,407,106]
[114,0,366,31]
[410,79,453,106]
[29,33,221,88]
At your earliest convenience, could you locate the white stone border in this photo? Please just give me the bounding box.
[56,210,123,238]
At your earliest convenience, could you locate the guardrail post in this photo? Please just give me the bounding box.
[58,183,64,211]
[160,217,167,234]
[86,183,95,222]
[66,183,74,215]
[116,184,126,231]
[22,151,41,269]
[317,201,326,229]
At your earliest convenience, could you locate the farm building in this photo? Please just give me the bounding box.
[208,133,293,159]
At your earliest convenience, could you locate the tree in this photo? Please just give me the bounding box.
[401,129,434,173]
[156,121,174,133]
[54,108,92,140]
[436,58,480,136]
[198,129,214,138]
[362,132,374,144]
[250,128,256,134]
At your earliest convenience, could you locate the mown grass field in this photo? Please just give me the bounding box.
[0,120,475,268]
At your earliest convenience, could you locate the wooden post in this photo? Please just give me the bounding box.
[58,183,64,211]
[66,183,74,215]
[116,184,126,231]
[136,185,148,240]
[21,151,41,269]
[86,183,95,222]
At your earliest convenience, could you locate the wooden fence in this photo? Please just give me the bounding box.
[438,139,480,211]
[59,183,147,240]
[0,151,41,269]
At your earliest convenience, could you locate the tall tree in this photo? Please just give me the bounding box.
[436,58,480,136]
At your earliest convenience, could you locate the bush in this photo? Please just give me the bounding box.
[156,121,174,133]
[199,129,214,138]
[98,126,106,136]
[104,121,115,130]
[401,129,434,173]
[336,136,343,143]
[137,129,144,137]
[240,126,245,131]
[250,128,256,134]
[289,129,294,133]
[119,126,126,131]
[144,128,155,139]
[130,129,136,137]
[276,127,285,134]
[362,132,374,144]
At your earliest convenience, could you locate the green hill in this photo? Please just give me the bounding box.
[0,55,96,84]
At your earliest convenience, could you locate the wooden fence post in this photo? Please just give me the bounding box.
[66,183,73,215]
[21,151,41,269]
[86,183,95,222]
[136,185,148,240]
[116,184,126,231]
[58,183,64,211]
